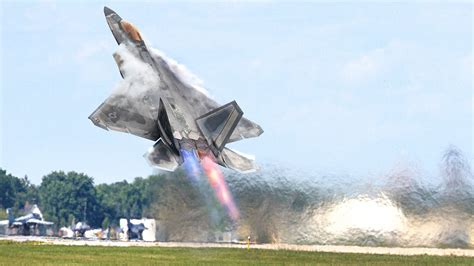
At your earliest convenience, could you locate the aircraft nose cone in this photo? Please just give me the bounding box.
[104,6,115,16]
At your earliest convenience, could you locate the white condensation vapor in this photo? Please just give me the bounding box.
[111,44,161,98]
[110,44,211,101]
[149,47,211,97]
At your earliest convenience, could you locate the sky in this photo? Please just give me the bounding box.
[0,1,472,185]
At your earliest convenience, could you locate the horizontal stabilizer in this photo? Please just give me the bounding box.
[144,139,180,171]
[219,147,256,173]
[228,117,264,143]
[196,101,243,154]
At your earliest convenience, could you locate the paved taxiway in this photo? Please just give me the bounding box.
[1,236,473,257]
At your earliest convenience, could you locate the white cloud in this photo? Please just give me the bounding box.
[249,58,263,70]
[342,51,382,82]
[341,41,406,83]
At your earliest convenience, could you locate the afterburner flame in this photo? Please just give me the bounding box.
[201,155,240,221]
[181,149,201,183]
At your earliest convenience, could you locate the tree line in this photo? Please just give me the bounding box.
[0,168,170,228]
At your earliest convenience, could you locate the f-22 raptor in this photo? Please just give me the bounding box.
[89,7,263,172]
[0,205,53,235]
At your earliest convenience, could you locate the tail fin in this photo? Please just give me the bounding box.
[31,204,44,220]
[6,208,14,225]
[196,101,243,154]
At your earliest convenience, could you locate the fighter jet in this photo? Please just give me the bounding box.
[72,221,91,238]
[0,205,53,235]
[89,7,263,172]
[127,219,146,240]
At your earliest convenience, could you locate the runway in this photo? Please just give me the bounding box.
[1,236,473,257]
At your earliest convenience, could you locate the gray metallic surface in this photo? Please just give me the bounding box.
[219,147,256,173]
[196,101,243,154]
[144,139,179,171]
[89,7,263,172]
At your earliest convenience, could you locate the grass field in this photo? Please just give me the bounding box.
[0,241,473,265]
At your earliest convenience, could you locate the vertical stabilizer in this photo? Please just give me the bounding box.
[196,101,243,155]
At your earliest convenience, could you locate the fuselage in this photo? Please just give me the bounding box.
[105,10,216,164]
[91,7,262,173]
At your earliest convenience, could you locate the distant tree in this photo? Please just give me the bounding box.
[96,177,148,225]
[0,169,27,210]
[96,181,128,225]
[14,175,40,210]
[39,171,102,227]
[68,214,76,227]
[0,209,6,220]
[102,217,110,229]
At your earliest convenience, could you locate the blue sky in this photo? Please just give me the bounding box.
[0,1,472,184]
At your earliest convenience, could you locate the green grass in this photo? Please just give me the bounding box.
[0,240,472,265]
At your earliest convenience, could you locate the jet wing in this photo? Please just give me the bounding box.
[26,219,53,225]
[89,97,161,141]
[89,45,163,141]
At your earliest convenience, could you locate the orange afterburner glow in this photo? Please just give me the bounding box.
[201,155,240,221]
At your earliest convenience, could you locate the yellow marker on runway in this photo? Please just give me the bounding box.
[247,236,250,250]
